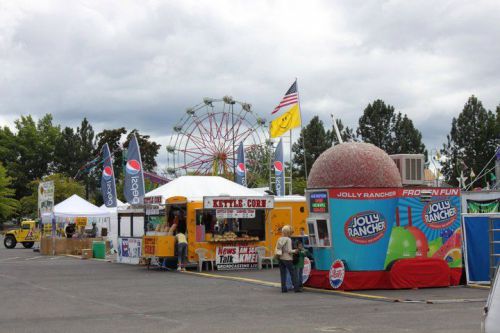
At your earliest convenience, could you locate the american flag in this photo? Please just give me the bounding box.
[272,81,298,114]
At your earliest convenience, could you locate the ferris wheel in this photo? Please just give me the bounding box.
[166,96,269,178]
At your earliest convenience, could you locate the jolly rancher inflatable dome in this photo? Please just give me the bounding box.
[304,142,462,290]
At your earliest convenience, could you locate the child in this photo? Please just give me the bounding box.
[294,240,310,290]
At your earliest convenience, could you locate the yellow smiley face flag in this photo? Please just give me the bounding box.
[269,104,301,138]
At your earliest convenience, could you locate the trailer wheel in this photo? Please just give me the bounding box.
[4,236,17,249]
[22,242,34,249]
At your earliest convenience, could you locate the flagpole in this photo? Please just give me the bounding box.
[289,129,292,195]
[296,78,308,181]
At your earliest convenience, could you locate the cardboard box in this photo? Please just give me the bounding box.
[81,248,93,259]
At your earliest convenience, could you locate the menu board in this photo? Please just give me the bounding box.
[309,191,329,214]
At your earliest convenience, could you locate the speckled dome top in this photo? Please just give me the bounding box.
[307,142,402,188]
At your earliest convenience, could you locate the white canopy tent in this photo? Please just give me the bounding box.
[145,176,264,201]
[42,195,110,235]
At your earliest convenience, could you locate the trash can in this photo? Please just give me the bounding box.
[92,241,106,259]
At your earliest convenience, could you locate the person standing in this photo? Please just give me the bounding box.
[176,232,188,271]
[275,225,299,293]
[293,240,310,291]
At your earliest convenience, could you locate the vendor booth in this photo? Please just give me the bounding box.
[304,143,462,291]
[40,194,111,255]
[131,176,308,269]
[461,191,500,284]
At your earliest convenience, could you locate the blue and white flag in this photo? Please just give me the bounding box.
[101,143,117,207]
[235,142,247,186]
[274,139,285,196]
[124,134,145,205]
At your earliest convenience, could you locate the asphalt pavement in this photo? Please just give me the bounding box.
[0,244,490,333]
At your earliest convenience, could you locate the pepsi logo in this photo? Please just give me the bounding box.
[329,259,345,289]
[274,161,284,175]
[236,162,246,176]
[102,166,113,180]
[344,211,387,245]
[126,160,141,175]
[422,199,457,229]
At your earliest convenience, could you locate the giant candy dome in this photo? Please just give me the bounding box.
[307,142,402,188]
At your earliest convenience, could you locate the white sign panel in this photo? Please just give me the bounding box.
[38,181,54,216]
[216,209,256,219]
[117,237,142,265]
[216,245,258,270]
[204,196,274,209]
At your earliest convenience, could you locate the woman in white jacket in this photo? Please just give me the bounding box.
[275,225,299,293]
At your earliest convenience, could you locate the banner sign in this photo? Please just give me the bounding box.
[144,195,163,205]
[75,217,88,227]
[216,245,258,270]
[124,134,145,205]
[117,238,142,264]
[101,143,117,208]
[311,187,462,273]
[38,180,54,217]
[204,196,274,209]
[235,142,247,187]
[274,139,285,196]
[216,209,255,219]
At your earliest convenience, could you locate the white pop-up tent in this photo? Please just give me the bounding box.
[145,176,263,201]
[42,194,110,233]
[100,199,128,250]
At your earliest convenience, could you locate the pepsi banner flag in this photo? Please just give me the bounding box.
[101,143,117,208]
[235,142,247,186]
[124,134,145,205]
[274,139,285,196]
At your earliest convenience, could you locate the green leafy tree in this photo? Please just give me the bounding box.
[0,163,19,220]
[6,115,60,199]
[357,99,426,155]
[441,95,498,187]
[54,127,81,176]
[292,116,332,178]
[20,174,86,218]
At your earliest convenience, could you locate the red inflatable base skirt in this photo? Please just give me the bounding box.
[305,258,462,291]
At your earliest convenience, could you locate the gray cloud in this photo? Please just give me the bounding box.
[1,0,500,164]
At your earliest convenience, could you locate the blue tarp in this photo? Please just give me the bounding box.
[463,215,500,283]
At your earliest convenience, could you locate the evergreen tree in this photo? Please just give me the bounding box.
[357,99,426,155]
[329,118,357,145]
[292,116,332,178]
[441,95,498,187]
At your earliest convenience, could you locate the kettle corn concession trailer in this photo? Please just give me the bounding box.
[140,194,308,270]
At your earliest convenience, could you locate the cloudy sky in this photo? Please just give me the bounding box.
[1,0,500,165]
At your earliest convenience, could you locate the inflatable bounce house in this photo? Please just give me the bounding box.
[304,142,462,290]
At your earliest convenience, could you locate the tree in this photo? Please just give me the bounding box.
[0,163,19,220]
[391,113,427,155]
[292,116,332,178]
[441,95,498,187]
[357,100,394,151]
[19,174,85,218]
[53,127,81,176]
[124,129,161,172]
[357,99,426,155]
[6,115,60,199]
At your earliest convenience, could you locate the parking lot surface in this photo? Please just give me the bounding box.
[0,245,489,333]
